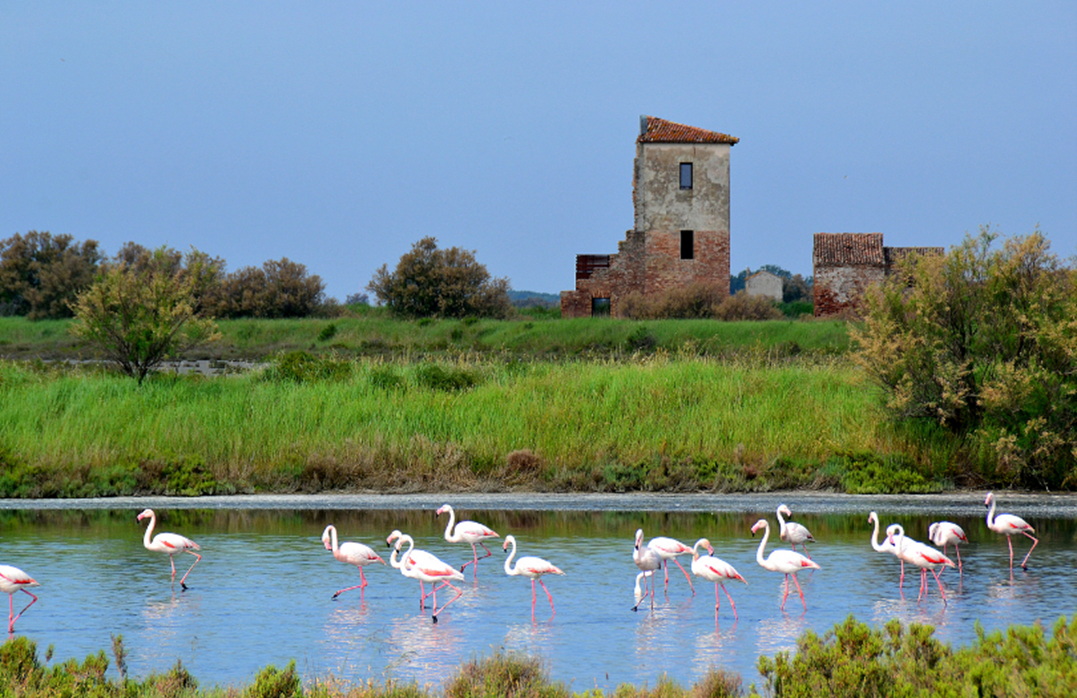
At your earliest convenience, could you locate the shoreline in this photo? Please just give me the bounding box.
[4,490,1077,517]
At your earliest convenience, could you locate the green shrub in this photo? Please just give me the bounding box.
[443,652,569,698]
[317,322,337,342]
[246,660,301,698]
[263,351,353,383]
[412,363,479,391]
[826,452,943,494]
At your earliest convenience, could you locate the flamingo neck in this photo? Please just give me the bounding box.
[503,537,517,576]
[327,526,339,556]
[142,513,156,548]
[869,515,884,552]
[755,522,770,565]
[775,507,787,533]
[986,497,996,528]
[442,507,457,542]
[891,525,905,552]
[398,535,415,568]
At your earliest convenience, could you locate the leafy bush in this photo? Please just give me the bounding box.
[263,351,353,383]
[206,258,327,319]
[621,282,727,319]
[367,237,512,319]
[823,452,943,494]
[412,363,479,391]
[852,229,1077,489]
[247,660,301,698]
[712,292,783,321]
[443,653,569,698]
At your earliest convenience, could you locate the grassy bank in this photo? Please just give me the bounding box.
[0,314,850,361]
[1,615,1071,697]
[0,354,959,498]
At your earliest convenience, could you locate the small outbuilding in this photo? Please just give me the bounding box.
[745,270,782,301]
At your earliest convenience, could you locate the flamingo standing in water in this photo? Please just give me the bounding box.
[321,525,385,599]
[632,529,661,611]
[868,511,906,588]
[633,571,654,604]
[928,521,968,574]
[386,529,441,608]
[776,504,816,559]
[750,519,820,612]
[984,492,1038,572]
[0,565,39,634]
[392,533,464,623]
[137,509,202,590]
[436,504,500,577]
[502,535,565,619]
[689,538,746,620]
[646,532,695,594]
[887,524,955,603]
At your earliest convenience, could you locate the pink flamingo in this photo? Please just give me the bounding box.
[137,509,201,589]
[321,525,386,599]
[928,521,968,574]
[393,533,465,623]
[750,519,820,611]
[386,529,440,608]
[0,565,40,634]
[689,538,746,620]
[985,492,1038,571]
[645,532,696,594]
[437,504,500,577]
[502,535,565,619]
[632,529,661,611]
[633,571,654,603]
[868,511,909,590]
[887,524,955,603]
[776,504,816,559]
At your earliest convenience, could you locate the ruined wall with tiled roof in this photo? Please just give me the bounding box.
[812,233,885,267]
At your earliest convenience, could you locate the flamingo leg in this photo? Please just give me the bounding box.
[899,560,905,590]
[721,583,738,620]
[714,583,721,614]
[671,558,695,594]
[663,560,670,590]
[460,541,494,576]
[178,551,201,590]
[431,582,462,623]
[1007,536,1015,571]
[530,579,537,619]
[956,545,963,574]
[8,590,37,633]
[332,566,369,599]
[1020,532,1039,570]
[932,568,947,603]
[169,556,177,582]
[538,578,555,616]
[791,573,807,611]
[780,574,791,611]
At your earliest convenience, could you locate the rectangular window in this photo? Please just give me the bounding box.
[591,298,611,317]
[680,162,693,189]
[680,230,694,260]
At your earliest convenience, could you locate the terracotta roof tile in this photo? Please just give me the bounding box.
[813,233,885,266]
[637,116,739,145]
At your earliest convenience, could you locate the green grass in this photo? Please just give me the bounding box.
[0,314,850,361]
[0,354,956,497]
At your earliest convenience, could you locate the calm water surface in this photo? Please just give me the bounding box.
[1,496,1075,692]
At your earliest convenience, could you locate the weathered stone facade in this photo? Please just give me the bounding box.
[561,117,736,318]
[746,270,783,301]
[812,233,943,317]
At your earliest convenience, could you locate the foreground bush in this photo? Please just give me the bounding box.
[1,616,1072,697]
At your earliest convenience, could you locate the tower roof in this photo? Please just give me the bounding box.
[637,116,739,145]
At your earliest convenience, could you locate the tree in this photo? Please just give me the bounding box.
[203,257,326,318]
[71,246,221,384]
[367,237,512,319]
[0,231,103,318]
[852,228,1076,488]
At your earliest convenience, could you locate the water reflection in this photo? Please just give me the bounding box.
[2,505,1075,690]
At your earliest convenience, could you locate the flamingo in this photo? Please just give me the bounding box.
[646,532,696,594]
[633,571,654,603]
[137,509,201,589]
[984,492,1038,571]
[750,519,820,612]
[928,521,968,574]
[887,524,955,603]
[0,565,40,634]
[321,525,386,599]
[689,538,746,620]
[502,535,565,619]
[632,529,661,611]
[868,511,906,588]
[392,533,465,623]
[776,504,816,559]
[386,529,441,608]
[436,504,500,577]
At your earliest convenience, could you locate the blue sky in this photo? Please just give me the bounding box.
[3,3,1074,300]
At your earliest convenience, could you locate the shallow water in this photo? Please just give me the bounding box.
[0,497,1074,692]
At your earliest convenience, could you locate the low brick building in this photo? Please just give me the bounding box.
[561,116,737,318]
[812,233,943,317]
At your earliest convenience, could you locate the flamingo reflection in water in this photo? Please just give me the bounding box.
[321,525,385,599]
[392,533,464,623]
[984,492,1038,573]
[887,524,955,603]
[0,565,39,634]
[750,519,820,612]
[689,538,746,621]
[632,529,661,612]
[137,509,202,590]
[502,535,565,620]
